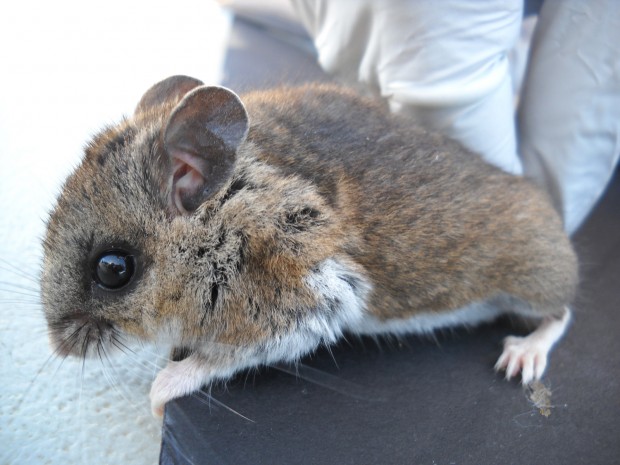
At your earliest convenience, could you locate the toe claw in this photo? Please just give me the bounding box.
[494,352,508,372]
[495,310,570,384]
[534,353,547,380]
[521,354,535,385]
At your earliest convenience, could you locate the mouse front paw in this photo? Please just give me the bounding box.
[150,355,210,417]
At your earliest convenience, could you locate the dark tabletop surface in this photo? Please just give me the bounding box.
[160,16,620,465]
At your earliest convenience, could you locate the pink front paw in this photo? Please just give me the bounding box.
[149,356,210,417]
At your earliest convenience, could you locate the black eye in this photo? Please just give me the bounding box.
[94,251,135,290]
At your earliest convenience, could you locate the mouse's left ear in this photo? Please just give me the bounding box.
[162,86,249,215]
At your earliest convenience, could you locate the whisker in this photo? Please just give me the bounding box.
[322,343,340,370]
[110,332,137,356]
[80,354,87,386]
[109,335,129,357]
[77,359,86,465]
[84,326,96,357]
[271,362,386,402]
[0,259,40,284]
[0,287,39,298]
[11,321,89,417]
[109,339,256,421]
[0,299,42,306]
[12,349,65,415]
[112,338,168,373]
[0,280,40,293]
[159,422,200,465]
[99,342,150,417]
[195,389,255,423]
[108,333,165,380]
[57,322,89,358]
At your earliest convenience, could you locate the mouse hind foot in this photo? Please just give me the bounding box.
[494,306,571,384]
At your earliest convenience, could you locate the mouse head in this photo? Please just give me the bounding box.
[41,76,249,358]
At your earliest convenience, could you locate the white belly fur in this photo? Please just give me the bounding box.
[306,258,535,338]
[347,300,506,336]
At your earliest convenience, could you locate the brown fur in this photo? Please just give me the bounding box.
[241,85,577,318]
[41,79,577,367]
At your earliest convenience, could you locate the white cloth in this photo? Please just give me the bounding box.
[518,0,620,234]
[292,0,620,234]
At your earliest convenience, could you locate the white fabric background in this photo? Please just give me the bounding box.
[0,2,231,464]
[291,0,620,235]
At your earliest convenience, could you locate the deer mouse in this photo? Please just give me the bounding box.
[41,76,578,416]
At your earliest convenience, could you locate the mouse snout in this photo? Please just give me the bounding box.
[48,312,115,358]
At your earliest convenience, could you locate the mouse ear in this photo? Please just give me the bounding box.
[135,75,204,115]
[163,85,249,214]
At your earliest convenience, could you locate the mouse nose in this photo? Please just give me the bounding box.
[48,312,113,358]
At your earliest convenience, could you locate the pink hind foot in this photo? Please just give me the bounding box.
[495,307,571,384]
